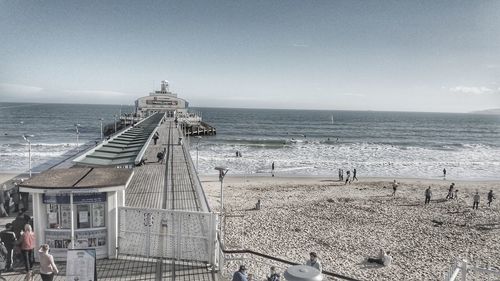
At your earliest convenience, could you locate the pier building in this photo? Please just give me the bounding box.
[135,80,189,118]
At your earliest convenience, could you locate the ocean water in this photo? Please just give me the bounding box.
[0,102,133,173]
[191,107,500,180]
[0,103,499,180]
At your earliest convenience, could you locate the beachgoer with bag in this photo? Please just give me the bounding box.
[39,244,59,281]
[20,224,35,273]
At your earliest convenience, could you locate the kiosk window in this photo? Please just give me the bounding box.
[77,205,90,228]
[47,203,106,229]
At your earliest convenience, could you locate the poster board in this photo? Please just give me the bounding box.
[66,248,97,281]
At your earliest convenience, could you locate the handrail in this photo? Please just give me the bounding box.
[221,248,363,281]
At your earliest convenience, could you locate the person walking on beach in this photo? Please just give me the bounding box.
[38,244,58,281]
[345,171,350,185]
[0,223,16,271]
[306,252,322,272]
[352,168,358,182]
[446,183,455,199]
[392,180,398,196]
[443,168,446,178]
[472,192,480,209]
[271,162,275,177]
[454,189,458,199]
[338,169,342,181]
[20,224,35,273]
[425,186,432,204]
[232,265,248,281]
[487,190,495,207]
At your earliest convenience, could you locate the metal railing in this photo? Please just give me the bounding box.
[218,239,362,281]
[444,258,500,281]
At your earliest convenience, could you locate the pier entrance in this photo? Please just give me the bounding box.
[118,207,217,263]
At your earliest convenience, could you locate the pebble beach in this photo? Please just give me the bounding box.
[201,176,500,280]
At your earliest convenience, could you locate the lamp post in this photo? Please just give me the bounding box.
[22,134,34,178]
[214,166,229,213]
[99,118,104,140]
[195,136,202,172]
[74,124,81,152]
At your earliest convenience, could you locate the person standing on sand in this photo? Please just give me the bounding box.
[487,190,495,207]
[446,183,455,199]
[271,162,275,177]
[454,189,458,199]
[306,252,322,272]
[352,168,358,182]
[472,192,480,209]
[392,180,398,196]
[425,186,432,204]
[443,168,446,178]
[345,170,351,185]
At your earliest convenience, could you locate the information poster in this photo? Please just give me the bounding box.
[92,204,105,227]
[66,249,96,281]
[60,205,71,229]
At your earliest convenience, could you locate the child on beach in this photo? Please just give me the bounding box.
[305,252,322,272]
[446,183,455,199]
[345,171,351,185]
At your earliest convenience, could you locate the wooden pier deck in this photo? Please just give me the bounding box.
[125,119,209,211]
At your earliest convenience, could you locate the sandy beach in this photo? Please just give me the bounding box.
[201,175,500,280]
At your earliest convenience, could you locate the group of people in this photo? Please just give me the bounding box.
[232,252,323,281]
[338,168,358,184]
[0,220,58,279]
[423,183,496,209]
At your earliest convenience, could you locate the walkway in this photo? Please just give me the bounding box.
[125,120,209,212]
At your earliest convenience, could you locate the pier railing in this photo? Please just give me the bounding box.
[218,240,362,281]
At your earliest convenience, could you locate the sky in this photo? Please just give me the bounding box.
[1,0,499,113]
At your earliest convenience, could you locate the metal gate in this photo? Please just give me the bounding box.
[118,206,218,264]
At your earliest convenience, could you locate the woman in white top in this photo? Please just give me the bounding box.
[38,244,58,281]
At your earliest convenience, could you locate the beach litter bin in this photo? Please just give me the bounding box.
[284,265,323,281]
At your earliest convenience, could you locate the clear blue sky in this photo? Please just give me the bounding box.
[1,0,499,112]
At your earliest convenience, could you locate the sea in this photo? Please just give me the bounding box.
[1,102,499,180]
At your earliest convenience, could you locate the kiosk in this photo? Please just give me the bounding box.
[19,167,133,261]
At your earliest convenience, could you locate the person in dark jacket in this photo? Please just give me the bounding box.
[232,265,248,281]
[0,223,16,271]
